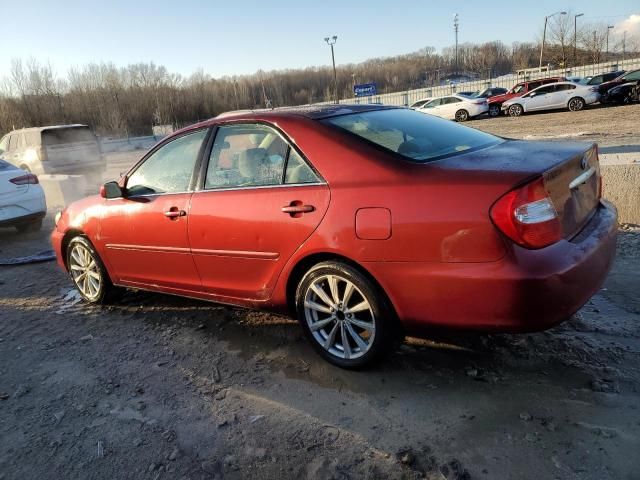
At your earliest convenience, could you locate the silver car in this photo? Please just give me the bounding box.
[502,82,600,117]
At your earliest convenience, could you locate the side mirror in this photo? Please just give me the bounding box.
[100,181,124,199]
[529,92,536,97]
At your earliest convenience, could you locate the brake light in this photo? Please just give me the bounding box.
[10,174,39,185]
[490,177,561,249]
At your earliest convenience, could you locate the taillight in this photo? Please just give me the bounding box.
[10,174,39,185]
[490,177,562,249]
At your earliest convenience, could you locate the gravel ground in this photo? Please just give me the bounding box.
[1,105,640,480]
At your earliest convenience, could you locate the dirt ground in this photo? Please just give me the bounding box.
[1,105,640,480]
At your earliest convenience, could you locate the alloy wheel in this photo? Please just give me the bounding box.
[69,243,102,301]
[509,104,523,117]
[455,109,469,122]
[568,98,584,111]
[303,274,376,360]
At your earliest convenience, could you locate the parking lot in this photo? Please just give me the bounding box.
[1,104,639,480]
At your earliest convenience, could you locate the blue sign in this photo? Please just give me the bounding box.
[354,83,377,97]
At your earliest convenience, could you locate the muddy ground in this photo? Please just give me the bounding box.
[1,105,640,480]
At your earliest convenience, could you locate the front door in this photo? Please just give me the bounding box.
[188,123,330,301]
[99,128,209,291]
[525,85,555,111]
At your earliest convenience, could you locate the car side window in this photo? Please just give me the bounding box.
[427,99,442,107]
[205,124,288,189]
[126,129,207,196]
[7,135,18,151]
[285,149,320,184]
[512,84,525,94]
[626,71,640,81]
[448,97,462,104]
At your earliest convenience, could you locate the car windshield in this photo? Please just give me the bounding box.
[322,108,502,163]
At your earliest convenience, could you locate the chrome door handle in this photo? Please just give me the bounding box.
[164,209,186,218]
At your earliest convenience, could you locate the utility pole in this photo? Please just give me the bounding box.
[453,14,459,73]
[324,36,338,104]
[606,25,614,62]
[540,11,567,71]
[574,13,583,66]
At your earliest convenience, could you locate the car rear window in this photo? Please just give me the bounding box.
[42,127,96,146]
[322,108,502,163]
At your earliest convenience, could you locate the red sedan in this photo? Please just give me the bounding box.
[52,105,617,368]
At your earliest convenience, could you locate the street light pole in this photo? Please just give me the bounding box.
[324,36,338,104]
[540,11,567,72]
[453,14,459,73]
[606,25,614,62]
[574,13,584,66]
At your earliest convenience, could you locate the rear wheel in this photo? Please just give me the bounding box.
[508,104,524,117]
[568,97,585,111]
[66,236,119,304]
[295,261,400,369]
[455,109,470,122]
[488,104,501,117]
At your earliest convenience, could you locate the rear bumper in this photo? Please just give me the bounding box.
[0,210,45,228]
[365,201,618,334]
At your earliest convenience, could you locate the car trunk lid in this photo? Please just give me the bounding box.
[435,140,601,241]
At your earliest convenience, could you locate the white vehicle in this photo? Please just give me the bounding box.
[409,98,433,109]
[502,82,600,117]
[0,159,46,232]
[0,125,104,184]
[416,94,488,121]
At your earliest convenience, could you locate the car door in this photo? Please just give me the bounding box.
[98,128,209,291]
[553,84,577,107]
[420,98,443,117]
[524,85,555,111]
[188,123,330,301]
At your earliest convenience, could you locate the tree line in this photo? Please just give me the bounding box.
[0,20,636,137]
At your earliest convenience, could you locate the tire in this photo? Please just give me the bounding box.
[15,218,43,233]
[66,236,120,304]
[508,104,524,117]
[488,104,501,117]
[455,109,470,122]
[568,97,585,111]
[295,261,400,369]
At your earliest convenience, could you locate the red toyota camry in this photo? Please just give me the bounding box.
[52,105,617,368]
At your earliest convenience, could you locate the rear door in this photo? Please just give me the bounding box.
[553,83,577,107]
[188,123,330,301]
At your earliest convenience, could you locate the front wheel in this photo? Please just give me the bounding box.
[508,104,524,117]
[295,261,399,369]
[568,97,585,111]
[455,109,470,122]
[67,236,119,304]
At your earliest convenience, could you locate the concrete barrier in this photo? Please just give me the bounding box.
[601,163,640,225]
[39,175,88,209]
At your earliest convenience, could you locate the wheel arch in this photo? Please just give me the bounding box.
[284,252,399,326]
[568,96,585,109]
[60,228,86,270]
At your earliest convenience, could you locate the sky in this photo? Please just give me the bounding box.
[2,0,639,79]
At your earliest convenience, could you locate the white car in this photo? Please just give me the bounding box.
[502,82,600,116]
[409,98,433,109]
[416,94,488,121]
[0,159,46,232]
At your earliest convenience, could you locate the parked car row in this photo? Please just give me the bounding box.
[410,69,639,121]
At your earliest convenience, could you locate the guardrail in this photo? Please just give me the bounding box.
[338,57,640,107]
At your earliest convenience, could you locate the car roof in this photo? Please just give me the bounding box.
[7,124,90,134]
[214,104,398,121]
